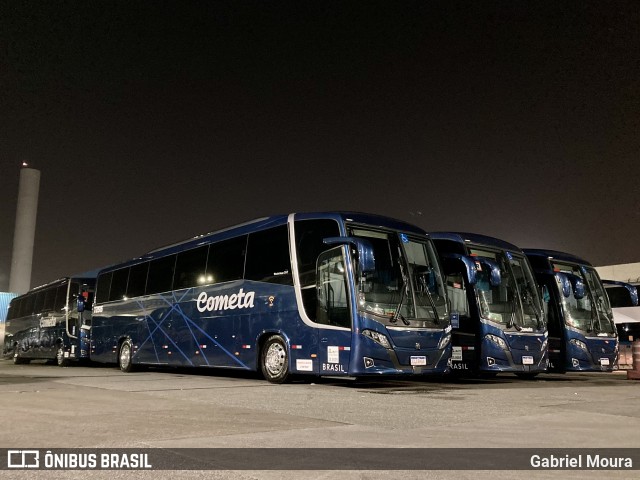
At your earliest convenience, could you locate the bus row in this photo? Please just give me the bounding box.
[4,211,637,383]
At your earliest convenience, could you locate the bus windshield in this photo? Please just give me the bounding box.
[350,228,448,328]
[471,248,543,330]
[583,268,616,335]
[552,262,615,335]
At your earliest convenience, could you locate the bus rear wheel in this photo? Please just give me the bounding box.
[118,340,134,373]
[261,335,290,384]
[56,346,69,367]
[13,351,29,365]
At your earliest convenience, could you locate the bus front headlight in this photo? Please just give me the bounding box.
[362,329,391,348]
[485,334,508,350]
[438,332,451,350]
[570,338,588,351]
[541,338,548,352]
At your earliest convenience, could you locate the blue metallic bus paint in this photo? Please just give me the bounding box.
[4,276,96,365]
[523,249,618,372]
[90,212,452,379]
[431,232,548,375]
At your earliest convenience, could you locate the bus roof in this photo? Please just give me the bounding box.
[429,232,522,252]
[522,249,593,267]
[97,211,428,274]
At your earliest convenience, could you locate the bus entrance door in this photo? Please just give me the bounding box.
[316,247,353,376]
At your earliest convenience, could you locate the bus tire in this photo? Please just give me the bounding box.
[260,335,290,384]
[118,340,135,373]
[56,345,69,367]
[13,351,29,365]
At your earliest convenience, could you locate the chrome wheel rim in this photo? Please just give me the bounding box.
[264,342,286,377]
[120,344,131,369]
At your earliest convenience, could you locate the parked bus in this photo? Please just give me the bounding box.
[89,212,452,383]
[430,233,547,378]
[4,275,96,366]
[523,249,618,372]
[602,280,639,369]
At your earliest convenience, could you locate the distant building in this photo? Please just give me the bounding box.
[595,262,640,283]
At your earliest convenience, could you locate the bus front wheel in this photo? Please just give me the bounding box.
[261,335,290,384]
[118,340,134,373]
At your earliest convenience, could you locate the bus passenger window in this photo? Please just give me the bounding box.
[173,245,208,289]
[43,287,57,312]
[206,235,247,284]
[245,226,293,285]
[54,284,67,312]
[127,263,149,298]
[95,272,113,304]
[109,268,130,302]
[146,255,177,295]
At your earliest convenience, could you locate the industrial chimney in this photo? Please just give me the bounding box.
[9,163,41,294]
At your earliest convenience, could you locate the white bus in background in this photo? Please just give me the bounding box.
[602,280,639,369]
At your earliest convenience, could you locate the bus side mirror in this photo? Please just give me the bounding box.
[475,257,501,287]
[569,276,585,299]
[603,280,639,307]
[630,286,639,307]
[557,273,585,299]
[441,254,477,285]
[323,236,375,273]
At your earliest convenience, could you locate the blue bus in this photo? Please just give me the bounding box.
[430,233,548,378]
[524,249,618,372]
[89,212,452,382]
[4,275,96,366]
[602,280,639,369]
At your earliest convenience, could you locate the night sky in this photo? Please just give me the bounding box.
[1,1,639,291]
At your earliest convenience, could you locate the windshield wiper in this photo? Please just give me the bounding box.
[507,291,522,331]
[391,283,411,326]
[418,273,440,325]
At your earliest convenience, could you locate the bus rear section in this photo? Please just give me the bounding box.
[4,276,95,366]
[524,249,618,372]
[431,233,548,378]
[89,212,452,382]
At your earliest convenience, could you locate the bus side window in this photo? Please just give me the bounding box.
[206,235,247,284]
[173,245,208,290]
[295,219,341,322]
[245,226,293,285]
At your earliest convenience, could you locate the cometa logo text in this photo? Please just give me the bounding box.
[196,289,256,312]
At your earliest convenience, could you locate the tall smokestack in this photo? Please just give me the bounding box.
[9,163,41,294]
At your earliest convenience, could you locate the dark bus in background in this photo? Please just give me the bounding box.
[602,280,639,369]
[89,212,453,383]
[430,233,547,378]
[524,249,618,372]
[4,275,96,366]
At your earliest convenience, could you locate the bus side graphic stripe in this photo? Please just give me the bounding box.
[171,300,248,369]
